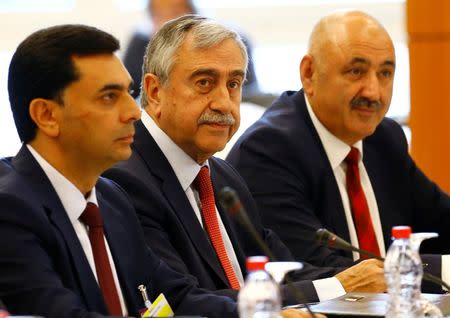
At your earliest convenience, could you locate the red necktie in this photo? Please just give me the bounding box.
[345,147,381,258]
[80,203,122,316]
[194,166,240,290]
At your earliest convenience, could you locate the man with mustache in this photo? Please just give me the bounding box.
[227,10,450,290]
[105,14,387,308]
[0,23,248,318]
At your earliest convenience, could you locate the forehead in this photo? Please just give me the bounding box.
[70,54,131,88]
[324,19,395,67]
[172,35,246,76]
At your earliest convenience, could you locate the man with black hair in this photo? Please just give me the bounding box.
[0,24,240,318]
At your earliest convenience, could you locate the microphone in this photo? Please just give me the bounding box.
[218,187,317,318]
[316,228,382,260]
[218,186,274,259]
[315,228,450,291]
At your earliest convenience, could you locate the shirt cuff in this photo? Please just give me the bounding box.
[442,255,450,291]
[312,277,346,301]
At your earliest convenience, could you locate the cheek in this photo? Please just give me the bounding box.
[232,108,241,130]
[382,86,394,107]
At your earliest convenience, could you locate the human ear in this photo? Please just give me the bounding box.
[300,54,315,96]
[28,98,60,137]
[143,73,163,118]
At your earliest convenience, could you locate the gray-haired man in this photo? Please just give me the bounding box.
[105,15,385,311]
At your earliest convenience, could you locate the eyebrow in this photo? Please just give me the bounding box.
[189,68,246,80]
[230,70,246,78]
[381,60,396,68]
[349,57,396,68]
[98,82,133,93]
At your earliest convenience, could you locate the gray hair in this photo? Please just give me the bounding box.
[140,14,248,108]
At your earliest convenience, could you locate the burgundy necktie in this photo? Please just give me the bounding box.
[345,147,381,258]
[80,203,122,315]
[194,166,240,290]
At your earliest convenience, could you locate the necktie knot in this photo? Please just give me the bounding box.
[80,202,103,228]
[345,147,360,166]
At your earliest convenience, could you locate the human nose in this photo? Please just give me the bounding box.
[361,71,381,101]
[209,84,235,114]
[121,96,141,123]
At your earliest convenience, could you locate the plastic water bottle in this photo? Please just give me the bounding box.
[384,226,423,318]
[238,256,281,318]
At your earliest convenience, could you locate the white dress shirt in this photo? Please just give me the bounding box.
[142,111,351,300]
[305,97,385,259]
[141,111,245,287]
[27,144,128,316]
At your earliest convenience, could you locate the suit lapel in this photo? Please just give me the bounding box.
[296,91,352,247]
[132,121,230,287]
[209,159,247,273]
[47,201,108,313]
[97,190,141,316]
[363,141,394,247]
[12,146,108,313]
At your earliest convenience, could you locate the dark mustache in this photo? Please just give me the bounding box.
[198,112,235,125]
[350,97,382,109]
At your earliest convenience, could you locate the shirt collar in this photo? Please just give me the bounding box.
[141,110,208,191]
[26,144,98,224]
[304,95,363,169]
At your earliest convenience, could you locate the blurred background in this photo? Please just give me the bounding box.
[0,0,409,158]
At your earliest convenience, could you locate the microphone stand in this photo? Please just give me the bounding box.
[219,187,317,318]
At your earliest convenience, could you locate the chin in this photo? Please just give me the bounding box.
[358,128,378,140]
[200,139,227,152]
[211,143,227,154]
[114,149,133,162]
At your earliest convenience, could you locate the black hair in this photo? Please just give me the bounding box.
[8,24,120,143]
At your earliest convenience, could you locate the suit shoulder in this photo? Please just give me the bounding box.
[231,91,311,152]
[0,174,55,239]
[103,148,155,191]
[211,156,250,178]
[375,117,404,134]
[108,149,148,176]
[96,176,135,209]
[366,117,408,152]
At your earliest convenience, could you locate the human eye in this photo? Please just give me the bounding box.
[197,78,211,88]
[228,79,242,90]
[348,67,362,76]
[379,68,393,79]
[100,91,119,104]
[195,78,214,93]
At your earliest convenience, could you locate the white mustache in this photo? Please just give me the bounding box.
[198,112,235,125]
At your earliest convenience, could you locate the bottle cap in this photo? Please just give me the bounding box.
[246,256,269,271]
[392,225,411,239]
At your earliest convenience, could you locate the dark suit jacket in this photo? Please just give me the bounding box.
[0,158,11,175]
[226,90,450,289]
[104,120,343,305]
[0,146,237,318]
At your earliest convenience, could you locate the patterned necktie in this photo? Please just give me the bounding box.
[194,166,240,290]
[345,147,381,258]
[80,203,122,315]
